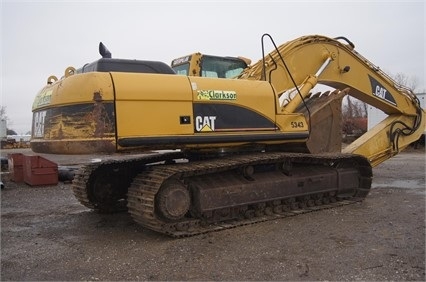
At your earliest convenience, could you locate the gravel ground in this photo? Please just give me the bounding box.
[1,149,425,281]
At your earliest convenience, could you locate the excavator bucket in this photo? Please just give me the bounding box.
[296,88,348,154]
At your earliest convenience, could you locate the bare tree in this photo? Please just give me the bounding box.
[392,72,419,92]
[342,96,367,136]
[343,96,367,118]
[0,106,15,134]
[0,106,8,122]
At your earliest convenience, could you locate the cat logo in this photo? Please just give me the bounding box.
[195,116,216,132]
[33,110,47,137]
[368,75,396,106]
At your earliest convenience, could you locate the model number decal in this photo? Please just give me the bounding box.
[195,116,216,132]
[291,121,304,128]
[197,90,237,101]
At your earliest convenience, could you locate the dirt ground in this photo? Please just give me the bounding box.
[1,148,425,281]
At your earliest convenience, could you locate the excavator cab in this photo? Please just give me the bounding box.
[171,53,250,78]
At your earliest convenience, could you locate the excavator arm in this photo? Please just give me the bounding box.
[240,34,424,167]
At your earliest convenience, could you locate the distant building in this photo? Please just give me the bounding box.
[6,135,31,142]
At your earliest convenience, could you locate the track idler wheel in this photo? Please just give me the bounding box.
[156,180,191,221]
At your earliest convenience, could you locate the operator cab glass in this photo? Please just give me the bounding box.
[171,55,247,78]
[172,63,190,76]
[200,56,247,78]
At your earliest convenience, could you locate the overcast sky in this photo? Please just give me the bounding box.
[1,0,425,134]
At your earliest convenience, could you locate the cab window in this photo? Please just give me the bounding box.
[200,56,247,78]
[172,63,189,76]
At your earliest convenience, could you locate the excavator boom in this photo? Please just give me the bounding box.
[240,34,424,166]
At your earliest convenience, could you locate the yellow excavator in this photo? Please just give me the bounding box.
[31,34,424,237]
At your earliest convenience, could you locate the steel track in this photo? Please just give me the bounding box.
[72,151,185,213]
[126,152,372,237]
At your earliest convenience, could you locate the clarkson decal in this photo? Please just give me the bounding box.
[33,89,53,108]
[197,90,237,101]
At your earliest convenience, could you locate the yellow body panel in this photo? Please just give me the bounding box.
[188,76,277,120]
[31,73,117,153]
[33,72,115,110]
[113,73,193,137]
[112,72,308,150]
[116,100,194,136]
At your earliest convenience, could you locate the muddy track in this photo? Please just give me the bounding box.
[71,151,371,237]
[126,152,372,237]
[71,152,185,213]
